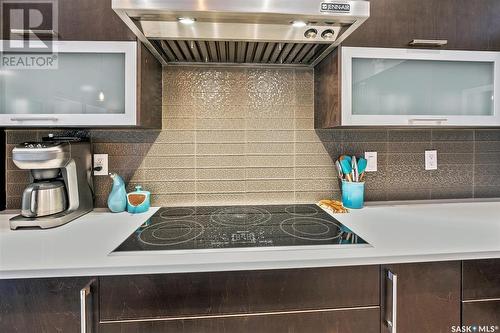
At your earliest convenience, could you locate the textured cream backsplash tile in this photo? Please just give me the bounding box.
[157,66,336,206]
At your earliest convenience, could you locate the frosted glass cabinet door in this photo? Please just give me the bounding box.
[341,47,500,126]
[0,41,136,126]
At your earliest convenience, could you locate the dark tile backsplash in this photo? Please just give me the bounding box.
[316,128,500,201]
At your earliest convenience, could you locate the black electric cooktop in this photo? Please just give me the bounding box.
[113,205,368,252]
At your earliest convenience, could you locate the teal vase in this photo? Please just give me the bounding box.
[107,173,127,213]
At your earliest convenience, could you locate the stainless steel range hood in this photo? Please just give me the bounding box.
[112,0,370,67]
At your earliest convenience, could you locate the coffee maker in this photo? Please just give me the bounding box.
[10,136,94,229]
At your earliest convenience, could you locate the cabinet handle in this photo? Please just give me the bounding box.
[385,270,398,333]
[408,118,448,125]
[10,117,59,122]
[80,283,92,333]
[409,39,448,47]
[10,29,56,36]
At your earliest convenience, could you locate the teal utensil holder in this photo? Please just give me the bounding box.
[127,185,150,214]
[107,173,127,213]
[341,180,365,209]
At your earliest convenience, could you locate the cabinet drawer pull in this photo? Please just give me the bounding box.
[462,297,500,303]
[10,117,59,122]
[409,39,448,47]
[385,270,398,333]
[10,29,56,36]
[80,283,92,333]
[408,118,448,125]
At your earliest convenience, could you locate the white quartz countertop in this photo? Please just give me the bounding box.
[1,201,500,279]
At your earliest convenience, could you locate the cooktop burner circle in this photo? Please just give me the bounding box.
[291,220,330,236]
[285,205,319,217]
[210,207,272,227]
[159,207,195,219]
[151,227,192,240]
[139,220,204,246]
[280,217,343,241]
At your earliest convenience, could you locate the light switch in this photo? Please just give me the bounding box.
[364,152,377,172]
[425,150,438,170]
[93,154,109,176]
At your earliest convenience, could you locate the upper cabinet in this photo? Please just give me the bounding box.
[0,0,161,128]
[316,46,500,128]
[341,47,500,127]
[315,0,500,128]
[1,0,135,41]
[1,41,138,127]
[315,47,500,128]
[343,0,500,51]
[56,0,136,41]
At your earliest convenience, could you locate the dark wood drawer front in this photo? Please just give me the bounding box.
[381,261,461,333]
[100,308,380,333]
[463,301,500,326]
[100,266,380,321]
[463,259,500,300]
[0,277,97,333]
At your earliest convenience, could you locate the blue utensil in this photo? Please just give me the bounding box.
[340,159,353,181]
[351,156,358,181]
[357,157,367,174]
[341,155,352,164]
[335,160,343,179]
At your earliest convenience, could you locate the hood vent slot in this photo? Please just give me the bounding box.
[155,40,329,66]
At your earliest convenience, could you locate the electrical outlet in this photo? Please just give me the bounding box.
[364,152,378,172]
[93,154,108,176]
[425,150,438,170]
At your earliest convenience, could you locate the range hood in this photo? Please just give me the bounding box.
[112,0,370,67]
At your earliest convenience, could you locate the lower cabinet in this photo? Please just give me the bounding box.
[381,261,462,333]
[99,308,380,333]
[0,277,98,333]
[1,260,498,332]
[462,259,500,327]
[99,266,380,321]
[99,266,380,333]
[463,301,500,327]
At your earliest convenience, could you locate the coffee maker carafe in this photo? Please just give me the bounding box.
[10,136,94,229]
